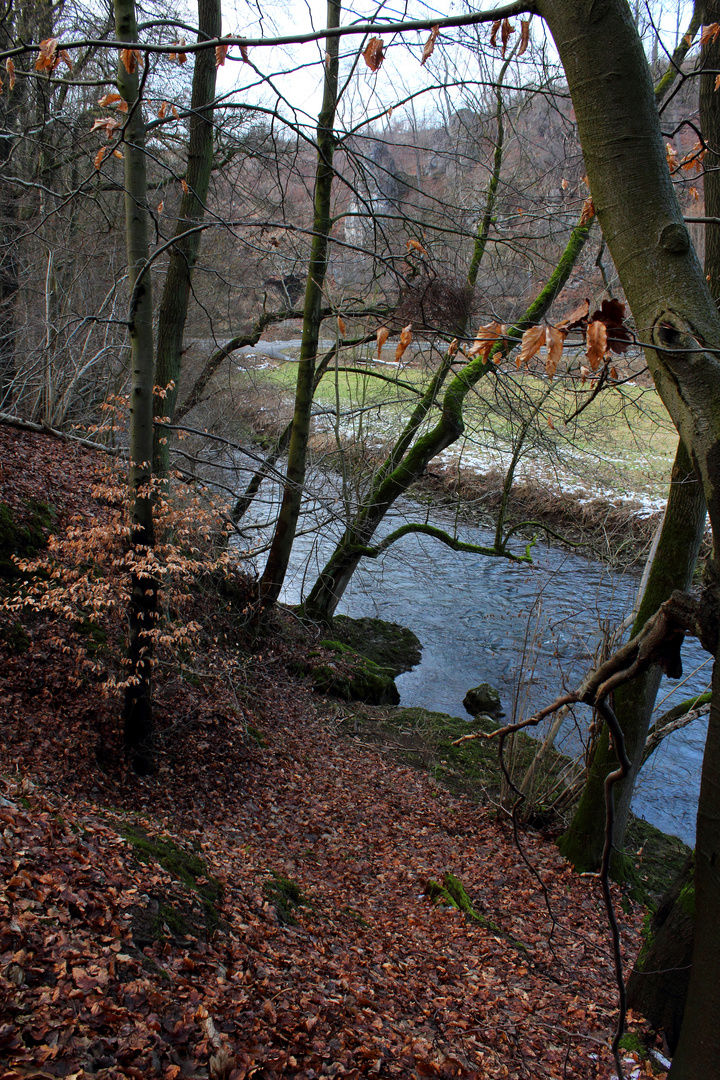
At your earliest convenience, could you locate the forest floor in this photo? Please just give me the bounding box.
[0,422,671,1080]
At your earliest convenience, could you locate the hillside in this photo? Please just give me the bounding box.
[0,423,664,1079]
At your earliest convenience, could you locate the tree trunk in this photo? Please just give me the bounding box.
[152,0,221,479]
[257,0,341,608]
[626,857,694,1055]
[558,440,706,875]
[537,2,720,1073]
[115,0,157,771]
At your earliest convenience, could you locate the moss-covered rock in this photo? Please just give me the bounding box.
[329,615,422,676]
[463,682,504,719]
[300,639,401,705]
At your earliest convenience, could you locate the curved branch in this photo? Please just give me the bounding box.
[348,522,533,563]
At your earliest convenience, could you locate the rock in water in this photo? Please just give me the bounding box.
[463,683,504,719]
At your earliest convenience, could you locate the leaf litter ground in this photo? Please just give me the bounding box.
[0,424,662,1079]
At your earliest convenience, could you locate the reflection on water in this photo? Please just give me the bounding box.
[267,488,707,847]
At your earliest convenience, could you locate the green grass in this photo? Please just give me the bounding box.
[233,354,678,503]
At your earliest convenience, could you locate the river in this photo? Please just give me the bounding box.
[262,483,708,848]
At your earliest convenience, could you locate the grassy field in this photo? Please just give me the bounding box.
[231,347,679,506]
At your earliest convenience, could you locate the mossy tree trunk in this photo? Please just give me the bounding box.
[558,440,706,874]
[115,0,157,771]
[558,2,707,879]
[257,0,341,608]
[152,0,221,480]
[537,2,720,1074]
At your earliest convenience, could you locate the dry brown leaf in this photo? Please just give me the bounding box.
[157,101,168,119]
[90,117,122,139]
[666,141,680,172]
[216,43,229,68]
[421,26,439,66]
[6,58,15,90]
[489,20,501,48]
[171,105,179,119]
[395,324,413,361]
[406,238,428,256]
[363,38,385,73]
[337,316,346,337]
[690,186,700,200]
[169,41,187,64]
[715,73,720,91]
[561,178,568,191]
[579,196,595,227]
[501,18,515,59]
[447,338,459,357]
[519,324,545,367]
[112,148,123,160]
[157,200,164,214]
[180,179,190,194]
[610,366,618,380]
[545,325,566,377]
[58,49,73,71]
[467,321,505,362]
[94,146,108,170]
[98,92,123,107]
[585,320,607,370]
[547,413,555,429]
[701,22,720,46]
[557,298,589,331]
[120,48,144,74]
[240,44,250,63]
[518,19,531,56]
[36,38,59,73]
[376,327,389,359]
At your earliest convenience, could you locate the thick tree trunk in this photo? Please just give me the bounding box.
[537,2,720,1074]
[258,0,341,607]
[115,0,157,771]
[152,0,221,479]
[558,440,706,874]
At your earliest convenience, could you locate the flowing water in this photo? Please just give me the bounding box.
[248,480,707,846]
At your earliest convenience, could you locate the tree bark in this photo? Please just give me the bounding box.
[257,0,341,607]
[115,0,157,771]
[558,440,706,875]
[152,0,221,479]
[536,2,720,1073]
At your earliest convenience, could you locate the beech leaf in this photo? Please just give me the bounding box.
[467,321,506,362]
[518,19,531,57]
[376,327,389,359]
[363,38,385,73]
[585,320,607,370]
[545,325,566,377]
[421,26,439,66]
[519,324,545,367]
[395,324,413,361]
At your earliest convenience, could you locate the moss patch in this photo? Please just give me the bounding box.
[622,816,693,908]
[297,640,401,705]
[425,872,528,953]
[263,872,308,925]
[329,615,422,676]
[0,499,56,580]
[121,823,222,936]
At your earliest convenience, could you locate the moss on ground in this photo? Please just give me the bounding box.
[262,872,308,925]
[0,499,56,580]
[295,640,401,705]
[121,823,222,935]
[425,872,529,953]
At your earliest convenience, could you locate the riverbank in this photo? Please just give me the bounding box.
[0,421,677,1078]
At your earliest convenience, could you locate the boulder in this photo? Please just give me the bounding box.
[463,682,504,719]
